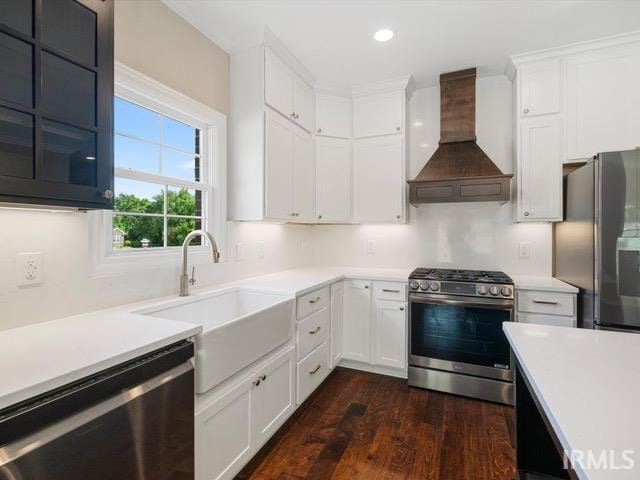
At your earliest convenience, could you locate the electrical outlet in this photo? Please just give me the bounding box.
[16,252,43,286]
[519,242,532,259]
[236,243,246,261]
[257,242,265,259]
[366,239,375,255]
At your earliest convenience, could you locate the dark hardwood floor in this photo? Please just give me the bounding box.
[236,367,517,480]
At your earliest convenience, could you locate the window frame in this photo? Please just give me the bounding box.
[89,63,227,277]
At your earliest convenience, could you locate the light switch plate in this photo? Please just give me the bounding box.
[16,252,43,286]
[519,242,532,259]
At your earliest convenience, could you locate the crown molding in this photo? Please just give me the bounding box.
[351,75,415,98]
[162,0,232,53]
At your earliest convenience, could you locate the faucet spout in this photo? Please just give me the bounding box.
[180,229,220,296]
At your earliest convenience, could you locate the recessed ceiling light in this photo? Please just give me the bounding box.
[374,29,394,42]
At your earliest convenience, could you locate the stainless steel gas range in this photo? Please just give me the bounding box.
[407,268,515,405]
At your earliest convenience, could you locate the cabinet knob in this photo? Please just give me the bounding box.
[395,126,401,131]
[103,189,114,199]
[364,285,369,289]
[317,128,322,133]
[396,214,401,219]
[523,211,530,217]
[399,307,404,311]
[523,108,530,114]
[290,112,295,118]
[317,215,322,219]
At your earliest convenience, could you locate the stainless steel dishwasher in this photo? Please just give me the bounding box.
[0,340,194,480]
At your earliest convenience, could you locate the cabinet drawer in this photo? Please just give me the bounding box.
[296,307,330,360]
[373,282,406,301]
[517,291,574,317]
[297,341,330,404]
[297,286,330,320]
[517,312,576,328]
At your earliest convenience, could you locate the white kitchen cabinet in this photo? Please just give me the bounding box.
[252,347,296,449]
[353,91,403,138]
[342,280,372,362]
[315,94,351,138]
[374,299,406,370]
[264,110,294,220]
[566,45,639,160]
[519,60,560,117]
[353,134,405,223]
[264,47,294,121]
[515,289,577,328]
[330,282,344,368]
[315,137,351,222]
[297,341,331,404]
[517,115,562,221]
[292,126,315,221]
[293,77,314,132]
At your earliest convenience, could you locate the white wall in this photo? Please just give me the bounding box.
[0,210,312,330]
[310,75,552,275]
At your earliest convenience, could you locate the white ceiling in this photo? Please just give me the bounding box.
[163,0,640,90]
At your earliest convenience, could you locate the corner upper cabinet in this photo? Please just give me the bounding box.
[352,91,403,138]
[315,94,351,138]
[0,0,114,209]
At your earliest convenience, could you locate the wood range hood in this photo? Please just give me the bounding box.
[408,68,512,204]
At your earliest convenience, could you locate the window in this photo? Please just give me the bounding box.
[89,64,226,276]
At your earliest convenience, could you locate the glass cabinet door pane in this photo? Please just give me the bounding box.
[0,107,33,179]
[42,52,96,127]
[42,120,97,186]
[0,32,33,107]
[0,0,33,37]
[41,0,96,65]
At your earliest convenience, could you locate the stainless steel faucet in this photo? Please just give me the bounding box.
[180,229,220,296]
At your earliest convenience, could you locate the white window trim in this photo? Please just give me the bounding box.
[88,63,227,277]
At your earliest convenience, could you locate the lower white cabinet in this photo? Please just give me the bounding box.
[297,341,331,404]
[515,289,577,328]
[342,280,372,362]
[195,345,295,480]
[330,282,344,367]
[374,299,407,369]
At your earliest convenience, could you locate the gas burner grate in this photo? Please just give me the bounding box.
[409,268,513,284]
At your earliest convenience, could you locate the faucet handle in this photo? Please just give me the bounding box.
[189,266,196,286]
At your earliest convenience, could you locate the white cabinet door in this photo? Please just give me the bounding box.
[566,46,637,160]
[252,347,295,449]
[330,282,344,368]
[315,94,351,138]
[519,60,560,117]
[342,280,371,362]
[315,137,351,222]
[353,91,403,138]
[293,77,314,132]
[518,115,562,221]
[196,378,253,480]
[265,110,294,220]
[264,47,293,119]
[353,135,404,223]
[292,126,315,221]
[374,299,406,370]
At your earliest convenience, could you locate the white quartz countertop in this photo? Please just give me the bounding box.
[504,323,640,479]
[510,274,578,293]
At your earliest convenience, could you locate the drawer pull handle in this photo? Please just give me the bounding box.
[309,296,321,304]
[382,289,400,293]
[253,375,266,386]
[533,300,559,305]
[309,364,321,375]
[309,326,321,334]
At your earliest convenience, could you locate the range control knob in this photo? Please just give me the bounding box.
[501,287,512,297]
[489,286,500,296]
[419,281,430,291]
[477,285,489,295]
[409,280,420,290]
[429,282,440,292]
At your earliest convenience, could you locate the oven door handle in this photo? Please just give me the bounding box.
[409,293,513,310]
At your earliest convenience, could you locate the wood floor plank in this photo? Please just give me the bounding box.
[236,368,517,480]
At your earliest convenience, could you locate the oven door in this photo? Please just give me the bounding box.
[409,293,514,381]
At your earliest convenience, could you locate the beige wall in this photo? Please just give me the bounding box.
[114,0,229,115]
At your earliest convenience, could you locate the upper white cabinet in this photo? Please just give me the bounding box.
[517,116,562,221]
[353,90,404,138]
[264,47,314,132]
[315,94,351,138]
[315,137,351,222]
[353,135,405,223]
[519,60,560,117]
[342,280,372,363]
[566,46,639,160]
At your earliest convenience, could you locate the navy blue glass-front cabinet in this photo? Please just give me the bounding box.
[0,0,114,209]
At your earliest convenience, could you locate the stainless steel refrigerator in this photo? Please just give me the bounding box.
[555,149,640,332]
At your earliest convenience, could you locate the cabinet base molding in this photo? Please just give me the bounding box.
[337,359,407,379]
